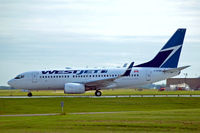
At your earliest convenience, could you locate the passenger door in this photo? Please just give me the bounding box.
[146,70,152,81]
[32,72,39,83]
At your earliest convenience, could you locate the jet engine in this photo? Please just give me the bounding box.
[64,83,85,94]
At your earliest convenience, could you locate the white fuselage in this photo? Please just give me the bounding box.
[8,67,179,91]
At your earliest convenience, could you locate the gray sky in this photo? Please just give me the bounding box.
[0,0,200,85]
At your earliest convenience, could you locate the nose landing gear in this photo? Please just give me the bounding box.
[27,92,32,97]
[95,90,102,96]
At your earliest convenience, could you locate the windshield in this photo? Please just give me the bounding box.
[14,75,24,79]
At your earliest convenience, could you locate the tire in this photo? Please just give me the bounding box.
[27,92,32,97]
[95,90,102,96]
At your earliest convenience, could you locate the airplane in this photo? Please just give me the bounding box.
[8,28,189,97]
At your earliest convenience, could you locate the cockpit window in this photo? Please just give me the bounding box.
[14,75,24,79]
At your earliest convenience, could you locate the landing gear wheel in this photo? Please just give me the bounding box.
[95,90,102,96]
[27,92,32,97]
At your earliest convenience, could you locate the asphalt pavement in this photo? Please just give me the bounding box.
[0,95,200,98]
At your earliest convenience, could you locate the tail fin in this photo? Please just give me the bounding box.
[135,28,186,68]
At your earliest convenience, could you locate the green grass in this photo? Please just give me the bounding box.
[1,89,200,96]
[0,97,200,114]
[0,109,200,133]
[0,97,200,132]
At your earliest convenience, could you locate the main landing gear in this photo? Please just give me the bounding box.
[95,90,102,96]
[27,92,32,97]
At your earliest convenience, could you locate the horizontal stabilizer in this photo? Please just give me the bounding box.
[163,65,190,73]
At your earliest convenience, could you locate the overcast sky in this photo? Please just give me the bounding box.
[0,0,200,85]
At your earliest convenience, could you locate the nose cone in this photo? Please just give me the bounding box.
[8,79,14,87]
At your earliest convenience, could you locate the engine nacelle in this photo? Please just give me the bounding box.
[64,83,85,94]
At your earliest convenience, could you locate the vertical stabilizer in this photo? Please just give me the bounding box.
[135,28,186,68]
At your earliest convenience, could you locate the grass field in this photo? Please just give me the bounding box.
[0,97,200,132]
[1,89,200,96]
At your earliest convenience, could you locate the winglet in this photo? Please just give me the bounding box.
[122,62,134,76]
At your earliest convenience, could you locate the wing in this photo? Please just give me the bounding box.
[84,62,134,89]
[85,77,117,89]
